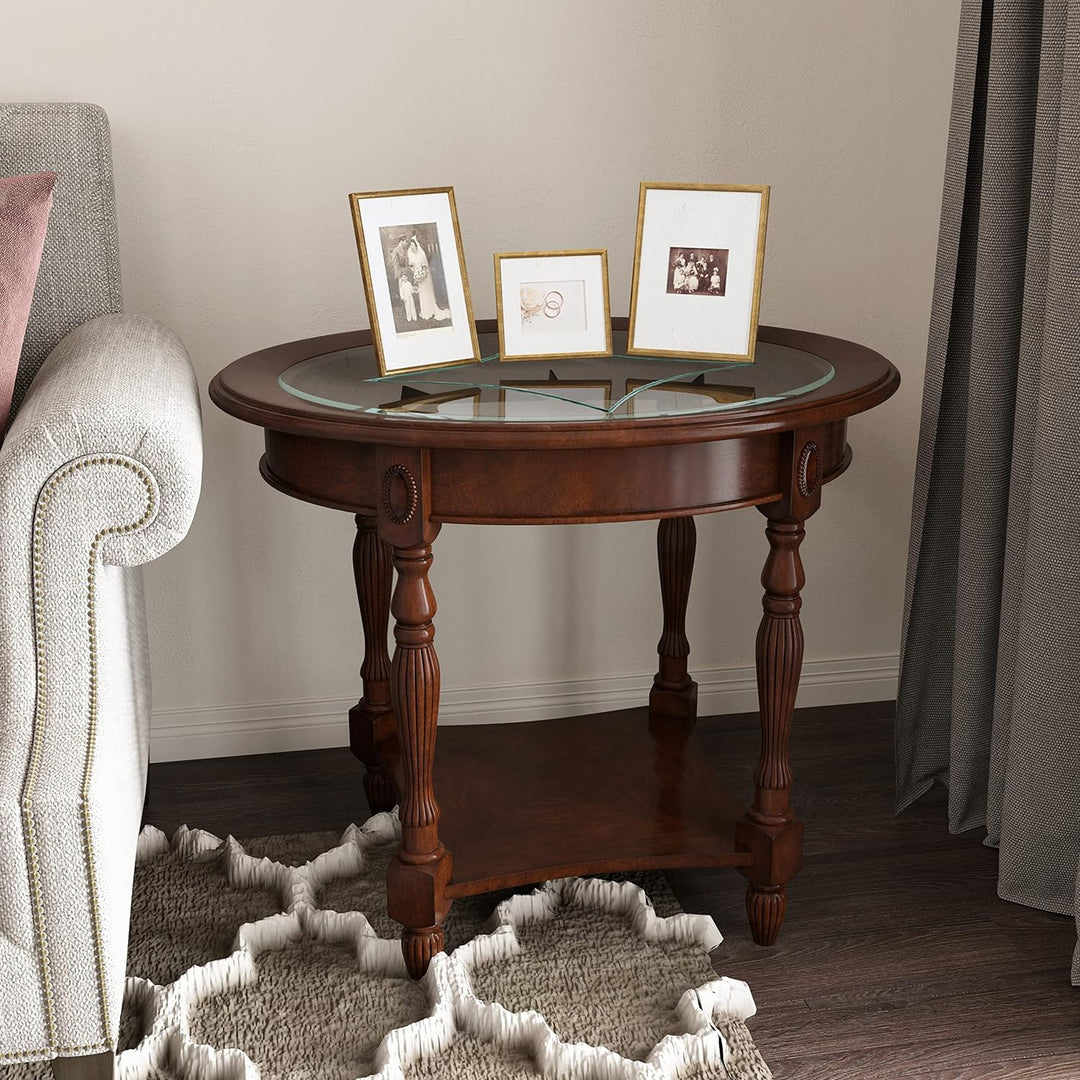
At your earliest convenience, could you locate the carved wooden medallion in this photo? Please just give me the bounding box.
[796,441,820,499]
[382,464,419,525]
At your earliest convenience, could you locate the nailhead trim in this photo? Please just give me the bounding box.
[18,455,156,1059]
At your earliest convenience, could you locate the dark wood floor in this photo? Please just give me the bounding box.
[146,700,1080,1079]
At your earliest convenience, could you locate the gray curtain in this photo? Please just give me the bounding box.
[895,0,1080,983]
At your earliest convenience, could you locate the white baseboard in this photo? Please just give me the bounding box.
[149,654,898,762]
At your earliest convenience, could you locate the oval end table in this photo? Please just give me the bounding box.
[210,319,899,977]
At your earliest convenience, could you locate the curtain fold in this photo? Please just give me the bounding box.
[895,0,1080,984]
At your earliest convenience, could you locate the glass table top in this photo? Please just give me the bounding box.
[279,330,834,422]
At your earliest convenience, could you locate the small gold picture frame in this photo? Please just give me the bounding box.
[349,186,481,377]
[494,250,612,362]
[627,182,770,363]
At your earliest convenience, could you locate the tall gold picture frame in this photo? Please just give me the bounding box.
[627,182,770,363]
[349,186,481,377]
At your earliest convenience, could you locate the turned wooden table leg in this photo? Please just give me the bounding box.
[349,514,397,813]
[377,448,451,978]
[737,505,807,945]
[386,537,451,976]
[650,516,698,720]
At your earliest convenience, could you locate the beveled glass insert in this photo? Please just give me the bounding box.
[278,330,834,422]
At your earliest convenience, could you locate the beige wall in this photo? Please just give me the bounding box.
[2,1,962,758]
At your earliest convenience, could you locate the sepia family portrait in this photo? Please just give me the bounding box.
[666,246,729,297]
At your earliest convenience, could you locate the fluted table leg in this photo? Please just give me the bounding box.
[737,506,806,945]
[385,538,451,977]
[375,449,451,978]
[348,514,397,812]
[650,516,698,720]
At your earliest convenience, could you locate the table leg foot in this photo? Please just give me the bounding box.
[350,699,398,813]
[746,884,787,946]
[363,768,397,814]
[402,925,445,979]
[388,848,452,979]
[649,681,698,720]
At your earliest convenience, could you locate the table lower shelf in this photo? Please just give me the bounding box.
[378,707,754,899]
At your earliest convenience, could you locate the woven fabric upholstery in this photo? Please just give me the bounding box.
[0,313,202,1061]
[0,103,123,423]
[0,171,55,431]
[895,0,1080,983]
[0,105,201,1061]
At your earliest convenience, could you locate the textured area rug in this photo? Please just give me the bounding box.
[8,815,771,1080]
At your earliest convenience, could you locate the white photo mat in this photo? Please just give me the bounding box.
[628,185,769,362]
[495,251,612,361]
[351,188,479,375]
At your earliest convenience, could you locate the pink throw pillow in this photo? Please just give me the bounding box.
[0,171,56,432]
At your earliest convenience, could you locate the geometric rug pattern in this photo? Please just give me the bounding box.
[7,813,772,1080]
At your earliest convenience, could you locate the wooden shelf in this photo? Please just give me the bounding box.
[380,707,753,898]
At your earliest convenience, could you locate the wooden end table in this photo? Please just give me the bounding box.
[210,319,899,978]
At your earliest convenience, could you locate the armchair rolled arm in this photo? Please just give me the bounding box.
[0,313,203,565]
[0,314,202,1060]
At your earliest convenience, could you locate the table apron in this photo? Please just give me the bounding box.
[261,423,848,524]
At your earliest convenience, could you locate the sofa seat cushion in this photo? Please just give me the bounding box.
[0,172,55,433]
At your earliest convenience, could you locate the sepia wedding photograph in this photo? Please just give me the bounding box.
[378,222,453,335]
[349,186,480,375]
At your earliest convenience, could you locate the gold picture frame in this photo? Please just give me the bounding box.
[627,182,770,363]
[349,186,481,377]
[494,250,612,362]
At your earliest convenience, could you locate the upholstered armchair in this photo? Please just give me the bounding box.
[0,104,202,1077]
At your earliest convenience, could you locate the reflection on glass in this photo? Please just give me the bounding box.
[377,387,481,418]
[623,377,754,416]
[276,329,835,422]
[499,379,612,419]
